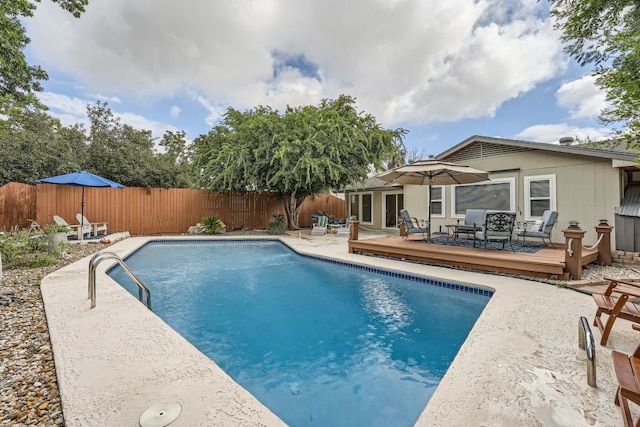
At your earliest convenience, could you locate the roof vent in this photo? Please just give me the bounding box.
[559,137,574,146]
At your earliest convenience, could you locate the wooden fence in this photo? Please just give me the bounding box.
[0,182,345,234]
[0,182,37,230]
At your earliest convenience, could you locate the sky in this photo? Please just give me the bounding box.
[24,0,614,157]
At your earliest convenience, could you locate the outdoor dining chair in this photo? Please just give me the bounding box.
[473,211,516,251]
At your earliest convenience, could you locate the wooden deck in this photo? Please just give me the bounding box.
[348,234,599,280]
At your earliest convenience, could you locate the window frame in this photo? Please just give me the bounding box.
[450,178,516,219]
[429,185,445,218]
[524,174,556,220]
[348,191,374,225]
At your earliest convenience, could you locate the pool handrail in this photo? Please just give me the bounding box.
[88,251,151,310]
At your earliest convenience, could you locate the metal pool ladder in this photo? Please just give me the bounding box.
[88,251,151,310]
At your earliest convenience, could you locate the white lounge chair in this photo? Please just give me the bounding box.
[311,215,328,236]
[336,216,357,237]
[53,215,91,240]
[76,214,108,237]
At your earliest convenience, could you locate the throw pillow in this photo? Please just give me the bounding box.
[530,219,544,232]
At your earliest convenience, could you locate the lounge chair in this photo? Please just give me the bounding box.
[593,277,640,345]
[515,210,558,248]
[311,215,328,236]
[399,209,429,241]
[612,343,640,426]
[53,215,91,240]
[473,210,516,251]
[336,216,357,238]
[76,213,108,237]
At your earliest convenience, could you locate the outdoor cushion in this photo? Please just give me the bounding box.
[456,209,486,235]
[530,219,544,232]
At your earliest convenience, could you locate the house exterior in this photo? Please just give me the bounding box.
[343,135,640,248]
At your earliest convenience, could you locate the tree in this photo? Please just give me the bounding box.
[85,102,193,187]
[550,0,640,146]
[1,0,88,107]
[192,95,406,228]
[0,106,87,185]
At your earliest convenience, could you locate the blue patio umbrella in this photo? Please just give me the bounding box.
[36,171,124,238]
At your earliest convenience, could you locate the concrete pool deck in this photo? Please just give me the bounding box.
[41,234,635,426]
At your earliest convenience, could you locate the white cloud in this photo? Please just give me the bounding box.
[196,96,226,126]
[37,91,179,139]
[516,123,613,144]
[26,0,566,129]
[94,93,122,103]
[38,92,87,117]
[169,105,181,118]
[556,75,609,119]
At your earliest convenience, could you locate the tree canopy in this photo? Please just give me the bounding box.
[0,102,191,187]
[1,0,88,108]
[550,0,640,146]
[192,95,406,228]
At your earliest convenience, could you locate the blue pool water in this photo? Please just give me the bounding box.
[109,240,490,427]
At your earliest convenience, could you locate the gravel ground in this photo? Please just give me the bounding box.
[0,243,103,427]
[1,236,639,427]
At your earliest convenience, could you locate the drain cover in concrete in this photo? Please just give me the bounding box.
[139,401,181,427]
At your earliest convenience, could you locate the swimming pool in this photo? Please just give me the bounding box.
[109,240,491,427]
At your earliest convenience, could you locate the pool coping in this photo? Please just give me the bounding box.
[41,235,632,426]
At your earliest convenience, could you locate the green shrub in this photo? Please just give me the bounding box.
[0,229,60,268]
[26,253,55,268]
[266,220,286,235]
[201,215,225,234]
[44,223,69,234]
[266,213,286,235]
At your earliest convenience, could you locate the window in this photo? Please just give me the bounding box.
[451,178,515,217]
[429,186,444,217]
[524,175,556,219]
[349,192,373,224]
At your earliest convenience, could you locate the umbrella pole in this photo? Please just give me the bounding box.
[427,182,432,241]
[80,187,85,241]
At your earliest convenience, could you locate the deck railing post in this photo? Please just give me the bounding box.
[595,221,613,266]
[578,316,597,387]
[348,220,359,241]
[563,224,586,280]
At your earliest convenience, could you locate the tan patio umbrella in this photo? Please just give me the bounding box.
[378,159,490,240]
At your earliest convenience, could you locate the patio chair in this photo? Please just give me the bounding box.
[593,277,640,346]
[612,343,640,426]
[336,216,357,238]
[515,210,558,248]
[456,209,486,238]
[311,215,328,236]
[76,213,108,237]
[473,210,516,251]
[399,209,429,241]
[53,215,91,240]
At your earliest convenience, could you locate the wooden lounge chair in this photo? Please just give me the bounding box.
[336,216,357,238]
[592,277,640,346]
[53,215,91,240]
[311,215,328,236]
[76,213,108,237]
[612,343,640,427]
